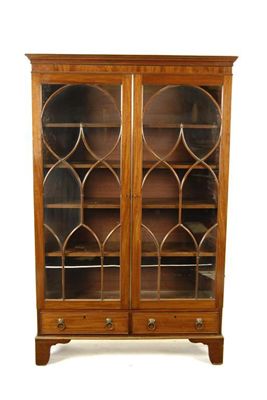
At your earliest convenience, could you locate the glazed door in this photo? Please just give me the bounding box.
[132,75,225,309]
[35,75,131,309]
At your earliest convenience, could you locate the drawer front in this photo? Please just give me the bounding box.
[132,312,220,335]
[39,311,129,335]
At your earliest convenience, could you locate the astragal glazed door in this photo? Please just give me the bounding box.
[132,75,225,310]
[36,75,131,310]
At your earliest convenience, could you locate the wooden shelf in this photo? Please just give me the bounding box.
[140,290,195,299]
[66,291,120,300]
[46,264,120,269]
[182,201,217,209]
[46,291,121,300]
[199,271,215,280]
[46,242,119,257]
[44,161,121,169]
[45,203,80,209]
[45,198,217,209]
[44,161,217,169]
[142,251,215,257]
[142,198,217,209]
[143,162,218,169]
[141,263,214,268]
[45,198,215,209]
[46,248,120,258]
[44,123,120,128]
[45,199,216,209]
[46,244,215,258]
[140,290,213,299]
[45,198,120,209]
[143,123,218,129]
[142,242,215,257]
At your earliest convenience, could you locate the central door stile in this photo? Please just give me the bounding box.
[131,74,143,309]
[120,75,132,309]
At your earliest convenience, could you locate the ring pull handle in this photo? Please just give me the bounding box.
[147,318,156,331]
[105,317,113,330]
[195,318,204,330]
[57,318,66,331]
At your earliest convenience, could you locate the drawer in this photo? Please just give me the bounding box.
[39,311,129,335]
[132,312,220,334]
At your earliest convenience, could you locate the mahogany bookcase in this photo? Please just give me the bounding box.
[26,54,237,365]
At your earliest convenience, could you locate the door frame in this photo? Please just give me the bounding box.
[131,73,230,311]
[32,73,132,310]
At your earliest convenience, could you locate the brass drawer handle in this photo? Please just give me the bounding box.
[195,318,204,330]
[147,318,156,331]
[105,317,113,330]
[57,318,66,331]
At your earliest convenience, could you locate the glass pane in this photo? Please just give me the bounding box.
[198,256,216,299]
[144,85,220,125]
[44,208,80,243]
[44,165,81,207]
[65,257,101,299]
[141,84,222,301]
[103,224,120,300]
[83,168,120,207]
[182,169,218,207]
[141,225,159,300]
[143,85,220,159]
[42,85,121,124]
[160,257,196,299]
[182,209,217,235]
[45,257,62,299]
[142,168,179,207]
[44,226,62,299]
[103,257,120,299]
[198,226,217,299]
[141,257,158,300]
[42,83,122,300]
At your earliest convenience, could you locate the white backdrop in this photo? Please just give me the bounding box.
[0,0,266,399]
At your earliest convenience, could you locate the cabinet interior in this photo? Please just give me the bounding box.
[42,82,221,302]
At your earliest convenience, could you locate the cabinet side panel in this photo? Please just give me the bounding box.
[32,73,45,310]
[216,74,233,310]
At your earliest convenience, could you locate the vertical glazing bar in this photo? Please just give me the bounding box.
[80,125,84,225]
[62,253,65,299]
[178,187,183,225]
[178,125,183,225]
[157,254,161,300]
[100,254,104,300]
[195,254,200,299]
